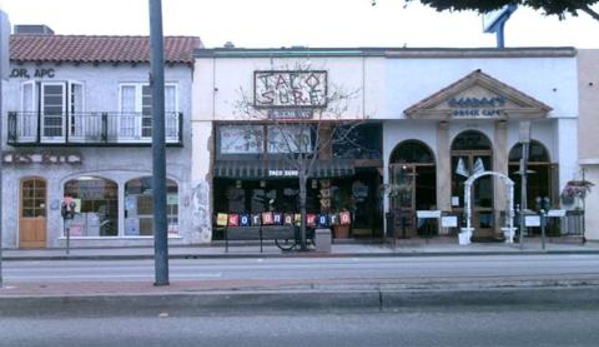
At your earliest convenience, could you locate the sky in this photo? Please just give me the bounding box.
[1,0,598,49]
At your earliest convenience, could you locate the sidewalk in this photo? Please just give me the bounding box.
[3,236,598,260]
[2,237,599,315]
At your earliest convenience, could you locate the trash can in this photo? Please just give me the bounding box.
[315,228,332,253]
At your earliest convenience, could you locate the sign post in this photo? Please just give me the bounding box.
[518,121,531,249]
[482,4,518,48]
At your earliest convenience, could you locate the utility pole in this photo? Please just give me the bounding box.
[149,0,169,286]
[0,3,11,288]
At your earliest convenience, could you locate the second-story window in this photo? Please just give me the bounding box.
[119,83,177,141]
[19,81,84,142]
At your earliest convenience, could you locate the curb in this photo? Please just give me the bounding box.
[4,249,599,261]
[1,285,598,317]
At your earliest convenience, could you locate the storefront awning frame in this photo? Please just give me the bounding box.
[213,159,355,180]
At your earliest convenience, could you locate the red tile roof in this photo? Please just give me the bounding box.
[10,35,202,65]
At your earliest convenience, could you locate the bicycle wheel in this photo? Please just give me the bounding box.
[275,238,297,251]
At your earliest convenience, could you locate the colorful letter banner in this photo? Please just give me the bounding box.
[262,212,274,225]
[252,214,261,225]
[273,213,283,225]
[339,211,351,225]
[216,213,228,227]
[284,214,294,225]
[318,214,329,227]
[227,214,240,227]
[307,214,317,227]
[240,214,251,226]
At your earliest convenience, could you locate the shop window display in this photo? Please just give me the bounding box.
[125,177,179,236]
[63,176,118,237]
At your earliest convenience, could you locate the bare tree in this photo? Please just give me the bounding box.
[229,66,365,250]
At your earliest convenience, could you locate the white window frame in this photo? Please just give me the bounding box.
[40,82,67,142]
[19,80,37,141]
[118,83,179,143]
[68,81,86,141]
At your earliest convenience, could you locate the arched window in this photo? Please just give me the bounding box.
[508,140,556,211]
[125,177,179,236]
[509,140,550,162]
[64,176,118,237]
[390,140,434,164]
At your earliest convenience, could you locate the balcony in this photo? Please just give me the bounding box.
[7,111,183,147]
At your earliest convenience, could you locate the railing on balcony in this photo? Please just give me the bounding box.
[7,111,183,146]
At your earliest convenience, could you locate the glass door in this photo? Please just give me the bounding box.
[390,165,417,236]
[451,130,494,239]
[452,153,494,237]
[41,83,66,142]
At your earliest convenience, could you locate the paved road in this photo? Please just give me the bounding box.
[4,254,599,288]
[2,303,599,347]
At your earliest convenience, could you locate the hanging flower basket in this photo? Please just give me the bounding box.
[560,180,594,205]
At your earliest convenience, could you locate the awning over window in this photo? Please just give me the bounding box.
[213,159,355,179]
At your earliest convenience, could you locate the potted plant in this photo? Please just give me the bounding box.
[331,186,355,239]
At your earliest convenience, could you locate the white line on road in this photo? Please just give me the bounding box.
[6,273,223,281]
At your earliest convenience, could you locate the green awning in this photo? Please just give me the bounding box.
[214,159,354,179]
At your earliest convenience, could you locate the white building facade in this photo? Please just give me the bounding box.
[192,47,580,242]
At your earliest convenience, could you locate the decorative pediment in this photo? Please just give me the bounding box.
[403,70,552,120]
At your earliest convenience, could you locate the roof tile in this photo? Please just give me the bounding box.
[10,35,202,65]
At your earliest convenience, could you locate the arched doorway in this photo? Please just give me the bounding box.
[451,130,494,239]
[508,140,557,213]
[389,140,436,237]
[19,177,47,248]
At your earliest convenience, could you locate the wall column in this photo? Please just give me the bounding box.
[494,120,508,233]
[437,121,451,212]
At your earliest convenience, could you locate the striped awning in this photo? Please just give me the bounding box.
[214,159,355,179]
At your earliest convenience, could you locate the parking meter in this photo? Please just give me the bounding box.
[61,199,76,255]
[61,201,76,220]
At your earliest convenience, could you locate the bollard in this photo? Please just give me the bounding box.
[315,228,332,253]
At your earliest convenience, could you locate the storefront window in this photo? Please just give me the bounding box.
[508,140,555,210]
[267,125,313,153]
[334,123,382,159]
[218,125,264,155]
[64,177,118,237]
[124,177,179,236]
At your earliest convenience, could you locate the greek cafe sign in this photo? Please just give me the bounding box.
[448,96,506,117]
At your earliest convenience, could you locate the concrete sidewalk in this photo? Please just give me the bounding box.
[2,236,598,260]
[2,236,599,315]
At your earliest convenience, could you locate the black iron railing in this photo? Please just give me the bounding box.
[7,111,183,146]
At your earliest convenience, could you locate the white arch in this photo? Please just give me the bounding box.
[463,170,516,243]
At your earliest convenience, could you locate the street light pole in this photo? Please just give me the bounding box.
[0,4,11,288]
[149,0,169,286]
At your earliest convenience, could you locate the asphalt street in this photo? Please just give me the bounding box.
[2,304,599,347]
[4,254,599,288]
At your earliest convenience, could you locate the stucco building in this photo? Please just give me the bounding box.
[192,47,580,242]
[1,27,205,249]
[577,49,599,241]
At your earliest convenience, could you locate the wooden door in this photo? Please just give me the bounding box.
[19,178,47,248]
